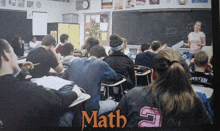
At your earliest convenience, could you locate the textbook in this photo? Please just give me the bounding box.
[31,76,73,90]
[31,76,91,107]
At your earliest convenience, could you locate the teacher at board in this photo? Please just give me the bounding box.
[183,21,206,59]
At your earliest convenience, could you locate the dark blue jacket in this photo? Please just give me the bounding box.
[62,57,117,115]
[135,51,157,68]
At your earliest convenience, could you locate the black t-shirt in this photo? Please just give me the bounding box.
[26,47,59,78]
[190,71,213,87]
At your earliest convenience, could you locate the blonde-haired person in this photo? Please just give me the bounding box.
[108,37,127,55]
[184,21,206,59]
[111,49,212,127]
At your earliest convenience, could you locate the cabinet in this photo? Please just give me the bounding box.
[48,23,80,50]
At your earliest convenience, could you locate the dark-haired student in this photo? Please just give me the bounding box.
[29,36,38,49]
[61,43,79,65]
[0,39,82,130]
[110,50,212,127]
[81,37,99,57]
[62,45,117,118]
[55,34,69,56]
[104,34,135,93]
[26,35,63,78]
[11,35,24,57]
[135,41,166,68]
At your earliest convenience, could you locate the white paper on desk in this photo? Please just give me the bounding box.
[69,93,91,107]
[31,76,72,90]
[172,40,184,50]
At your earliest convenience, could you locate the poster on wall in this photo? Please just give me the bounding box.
[114,0,123,10]
[9,0,16,6]
[149,0,160,4]
[27,1,34,8]
[18,0,25,7]
[84,12,110,46]
[0,0,6,7]
[192,0,208,3]
[136,0,146,5]
[101,0,113,9]
[125,0,135,8]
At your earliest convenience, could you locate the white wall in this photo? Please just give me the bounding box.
[0,0,74,22]
[70,0,211,49]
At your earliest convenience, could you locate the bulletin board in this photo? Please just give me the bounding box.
[84,12,110,46]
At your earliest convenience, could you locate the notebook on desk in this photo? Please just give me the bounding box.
[31,76,91,107]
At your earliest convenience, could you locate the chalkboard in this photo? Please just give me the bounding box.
[0,10,33,44]
[112,10,212,47]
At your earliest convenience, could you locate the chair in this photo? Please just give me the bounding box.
[101,74,126,100]
[134,65,151,86]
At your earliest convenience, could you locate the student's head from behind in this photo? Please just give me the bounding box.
[109,34,123,52]
[141,42,151,52]
[85,37,99,52]
[0,39,20,73]
[42,35,56,47]
[60,34,69,44]
[151,50,199,120]
[62,43,74,56]
[151,40,162,52]
[194,51,208,67]
[88,45,107,59]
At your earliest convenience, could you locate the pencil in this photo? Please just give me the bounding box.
[33,63,40,66]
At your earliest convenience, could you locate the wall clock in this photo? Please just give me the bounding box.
[82,0,89,10]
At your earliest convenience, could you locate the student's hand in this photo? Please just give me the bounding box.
[22,61,34,70]
[190,58,195,63]
[98,57,105,61]
[161,44,168,50]
[20,61,34,75]
[19,40,25,44]
[183,43,188,47]
[72,85,82,97]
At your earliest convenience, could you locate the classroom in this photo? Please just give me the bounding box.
[0,0,217,130]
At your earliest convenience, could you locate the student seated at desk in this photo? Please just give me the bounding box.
[104,34,135,91]
[26,35,63,78]
[29,36,39,49]
[11,35,24,57]
[0,39,82,130]
[61,43,79,65]
[106,50,212,127]
[135,41,165,68]
[62,45,117,118]
[190,51,213,86]
[55,34,69,56]
[81,37,99,57]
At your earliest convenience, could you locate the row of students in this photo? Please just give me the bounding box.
[1,32,213,129]
[0,39,83,130]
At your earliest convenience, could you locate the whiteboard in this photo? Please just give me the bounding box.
[32,12,47,35]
